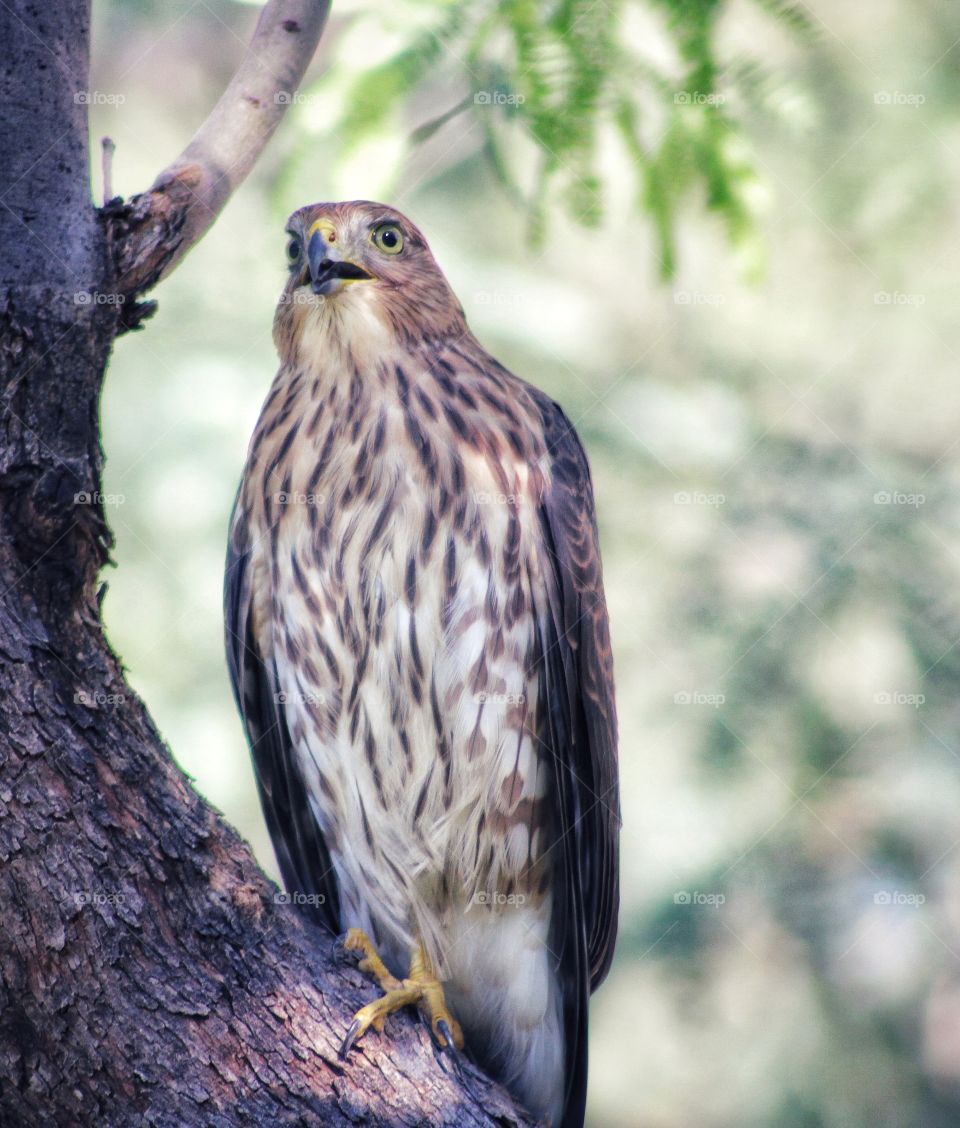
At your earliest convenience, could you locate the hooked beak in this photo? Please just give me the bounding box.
[307,231,371,295]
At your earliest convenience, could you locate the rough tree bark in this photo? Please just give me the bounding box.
[0,2,536,1125]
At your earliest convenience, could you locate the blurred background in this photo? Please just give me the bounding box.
[89,1,960,1124]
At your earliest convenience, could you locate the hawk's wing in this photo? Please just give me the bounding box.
[532,392,620,1128]
[224,500,341,935]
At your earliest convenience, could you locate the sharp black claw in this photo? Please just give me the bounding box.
[435,1018,458,1054]
[431,1026,486,1111]
[339,1018,361,1059]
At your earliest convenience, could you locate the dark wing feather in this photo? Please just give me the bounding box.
[224,497,341,935]
[532,392,620,1128]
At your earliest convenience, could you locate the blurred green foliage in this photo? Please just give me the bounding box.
[296,0,810,273]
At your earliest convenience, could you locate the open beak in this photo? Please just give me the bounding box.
[307,231,371,295]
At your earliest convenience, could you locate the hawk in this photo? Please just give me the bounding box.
[225,201,619,1127]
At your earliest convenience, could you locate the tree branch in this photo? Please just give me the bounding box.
[108,0,330,318]
[0,634,534,1125]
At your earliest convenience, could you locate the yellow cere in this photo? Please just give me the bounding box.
[307,218,337,244]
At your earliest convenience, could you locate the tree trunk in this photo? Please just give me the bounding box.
[0,3,535,1125]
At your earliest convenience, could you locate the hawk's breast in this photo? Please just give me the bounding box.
[241,351,554,970]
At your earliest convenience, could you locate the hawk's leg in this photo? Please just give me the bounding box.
[341,927,402,992]
[339,928,464,1056]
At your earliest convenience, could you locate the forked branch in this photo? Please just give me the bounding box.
[108,0,329,320]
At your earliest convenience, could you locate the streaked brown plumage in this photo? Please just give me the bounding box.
[224,201,619,1127]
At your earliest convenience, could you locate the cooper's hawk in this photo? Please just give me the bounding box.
[225,201,619,1127]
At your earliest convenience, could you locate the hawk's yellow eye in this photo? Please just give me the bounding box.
[286,236,302,264]
[371,223,404,255]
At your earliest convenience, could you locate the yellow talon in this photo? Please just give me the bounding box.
[343,927,401,991]
[340,932,464,1055]
[409,946,464,1049]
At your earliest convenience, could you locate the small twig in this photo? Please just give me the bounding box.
[101,136,115,205]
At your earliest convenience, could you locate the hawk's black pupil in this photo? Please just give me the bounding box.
[382,229,397,247]
[287,239,300,260]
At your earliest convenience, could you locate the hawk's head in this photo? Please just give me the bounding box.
[274,201,466,363]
